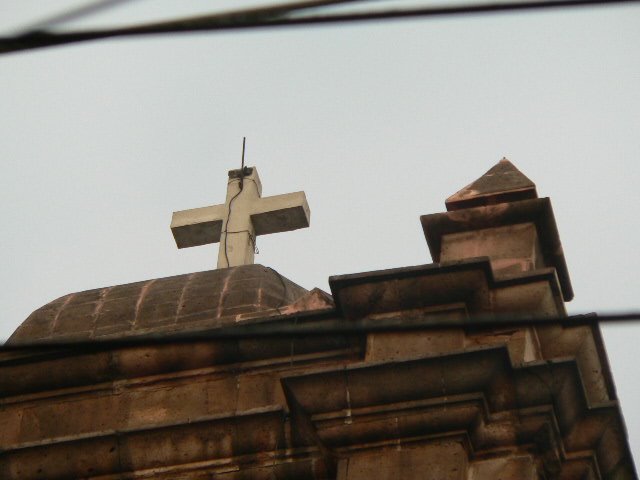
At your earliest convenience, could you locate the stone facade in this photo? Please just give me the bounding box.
[1,160,635,479]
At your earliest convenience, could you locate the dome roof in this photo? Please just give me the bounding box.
[8,265,310,345]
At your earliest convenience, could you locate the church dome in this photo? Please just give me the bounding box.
[8,265,309,345]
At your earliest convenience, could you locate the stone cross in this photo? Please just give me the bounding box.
[171,167,310,268]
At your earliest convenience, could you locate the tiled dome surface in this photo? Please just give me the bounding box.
[8,265,307,344]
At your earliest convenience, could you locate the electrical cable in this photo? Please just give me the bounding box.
[1,0,638,54]
[222,137,247,268]
[11,0,141,34]
[223,186,244,268]
[1,0,364,54]
[2,311,639,351]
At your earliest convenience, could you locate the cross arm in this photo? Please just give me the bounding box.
[171,204,226,248]
[251,191,310,236]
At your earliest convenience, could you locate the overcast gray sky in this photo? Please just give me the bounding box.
[1,0,639,464]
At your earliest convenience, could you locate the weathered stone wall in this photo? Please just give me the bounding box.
[2,160,635,479]
[1,260,633,479]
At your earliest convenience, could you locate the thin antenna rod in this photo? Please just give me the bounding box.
[241,137,246,171]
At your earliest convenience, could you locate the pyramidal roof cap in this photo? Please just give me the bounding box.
[445,158,538,211]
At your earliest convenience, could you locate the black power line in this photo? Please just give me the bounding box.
[13,0,140,33]
[1,0,363,54]
[1,0,639,55]
[1,311,638,352]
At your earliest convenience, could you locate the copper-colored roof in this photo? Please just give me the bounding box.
[8,265,309,344]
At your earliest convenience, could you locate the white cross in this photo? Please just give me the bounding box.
[171,167,310,268]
